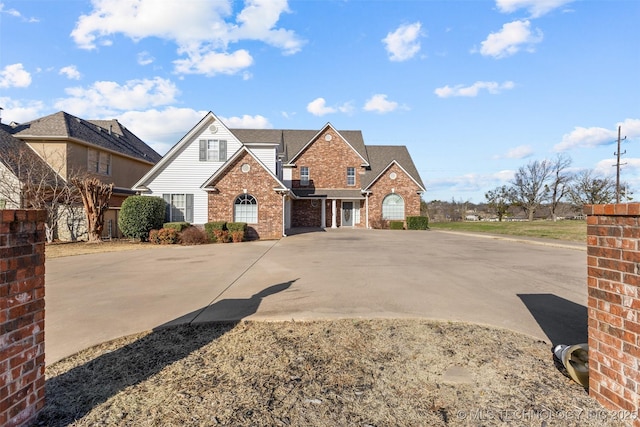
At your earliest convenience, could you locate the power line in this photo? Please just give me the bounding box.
[613,125,627,203]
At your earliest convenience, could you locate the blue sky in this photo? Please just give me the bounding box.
[1,0,638,203]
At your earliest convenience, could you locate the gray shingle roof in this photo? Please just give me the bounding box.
[230,128,424,192]
[11,111,161,163]
[230,128,367,164]
[362,145,426,190]
[0,123,60,183]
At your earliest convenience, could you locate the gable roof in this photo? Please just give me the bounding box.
[0,123,62,184]
[283,124,369,166]
[230,126,368,165]
[201,146,288,191]
[362,145,426,192]
[10,111,161,164]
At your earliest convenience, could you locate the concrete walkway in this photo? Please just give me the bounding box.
[45,229,587,364]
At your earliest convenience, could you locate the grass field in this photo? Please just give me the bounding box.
[428,219,587,243]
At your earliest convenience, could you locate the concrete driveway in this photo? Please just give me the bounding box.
[45,229,587,364]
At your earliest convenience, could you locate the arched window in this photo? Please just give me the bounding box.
[234,194,258,223]
[382,193,404,220]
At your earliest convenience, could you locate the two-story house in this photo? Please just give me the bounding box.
[1,111,161,239]
[134,111,425,240]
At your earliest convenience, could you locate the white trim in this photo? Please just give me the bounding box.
[286,123,370,167]
[133,111,222,189]
[200,146,287,190]
[363,159,426,192]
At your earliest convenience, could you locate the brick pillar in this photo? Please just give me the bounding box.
[584,204,640,425]
[0,209,46,427]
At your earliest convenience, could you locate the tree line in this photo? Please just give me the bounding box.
[424,154,632,222]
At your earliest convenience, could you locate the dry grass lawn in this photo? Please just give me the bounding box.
[40,227,630,426]
[45,240,158,259]
[37,321,630,427]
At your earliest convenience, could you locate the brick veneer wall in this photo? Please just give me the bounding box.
[584,204,640,425]
[368,163,422,227]
[292,129,366,189]
[208,151,283,240]
[0,210,46,427]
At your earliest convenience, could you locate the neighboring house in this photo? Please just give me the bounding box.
[134,111,425,240]
[0,111,161,239]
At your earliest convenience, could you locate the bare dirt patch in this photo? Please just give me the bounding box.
[37,320,628,427]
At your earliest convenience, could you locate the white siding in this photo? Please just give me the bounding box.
[247,146,276,174]
[282,166,293,188]
[143,119,243,224]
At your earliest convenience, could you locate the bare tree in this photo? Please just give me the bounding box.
[485,185,514,221]
[567,170,618,208]
[510,159,552,221]
[0,143,78,242]
[71,177,113,243]
[546,154,573,221]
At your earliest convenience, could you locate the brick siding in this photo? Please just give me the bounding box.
[0,209,46,427]
[584,204,640,425]
[208,151,283,240]
[368,163,422,227]
[292,129,365,189]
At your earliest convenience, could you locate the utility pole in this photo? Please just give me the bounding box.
[614,125,627,203]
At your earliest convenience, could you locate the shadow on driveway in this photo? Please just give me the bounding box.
[36,280,295,426]
[517,293,588,347]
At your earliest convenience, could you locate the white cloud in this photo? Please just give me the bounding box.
[219,114,272,129]
[0,63,32,88]
[54,77,180,117]
[59,65,81,80]
[435,81,515,98]
[173,49,253,76]
[363,94,399,114]
[383,22,423,62]
[477,20,543,59]
[426,170,515,195]
[496,0,575,18]
[0,3,38,21]
[307,98,336,116]
[494,145,534,159]
[117,108,272,155]
[137,51,155,66]
[70,0,304,76]
[118,107,207,155]
[0,97,45,123]
[554,119,640,152]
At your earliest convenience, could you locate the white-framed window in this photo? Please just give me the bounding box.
[382,193,404,220]
[162,193,194,222]
[347,167,356,186]
[234,194,258,223]
[300,166,310,186]
[88,148,111,175]
[199,139,227,162]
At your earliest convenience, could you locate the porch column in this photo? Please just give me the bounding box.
[331,199,337,228]
[365,193,369,229]
[321,199,326,229]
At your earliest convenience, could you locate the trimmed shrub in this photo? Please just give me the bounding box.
[119,196,165,241]
[180,226,210,245]
[204,221,227,242]
[226,222,247,232]
[149,228,179,244]
[389,221,404,230]
[407,216,429,230]
[163,222,191,232]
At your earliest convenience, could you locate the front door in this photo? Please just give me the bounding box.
[342,201,353,226]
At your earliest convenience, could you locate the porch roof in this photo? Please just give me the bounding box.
[291,188,365,200]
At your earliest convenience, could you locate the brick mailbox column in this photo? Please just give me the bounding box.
[0,210,46,427]
[585,204,640,425]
